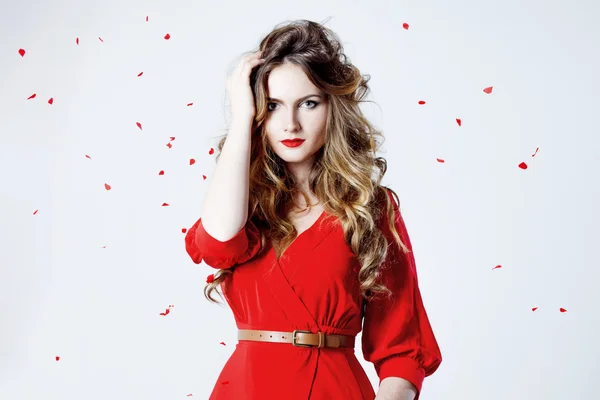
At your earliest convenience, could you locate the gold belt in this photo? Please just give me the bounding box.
[238,329,355,348]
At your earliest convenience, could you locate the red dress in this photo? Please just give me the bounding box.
[184,189,442,399]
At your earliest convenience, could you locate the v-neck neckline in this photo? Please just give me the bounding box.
[272,209,327,262]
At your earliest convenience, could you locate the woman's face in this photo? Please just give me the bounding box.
[264,63,328,174]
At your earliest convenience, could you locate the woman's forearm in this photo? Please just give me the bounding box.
[375,377,418,400]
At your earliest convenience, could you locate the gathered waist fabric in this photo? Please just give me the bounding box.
[208,341,376,400]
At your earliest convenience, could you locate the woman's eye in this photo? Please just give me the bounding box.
[267,100,319,112]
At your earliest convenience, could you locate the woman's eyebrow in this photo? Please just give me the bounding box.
[267,94,323,103]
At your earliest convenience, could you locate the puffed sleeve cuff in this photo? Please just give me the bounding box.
[184,217,261,269]
[377,355,426,394]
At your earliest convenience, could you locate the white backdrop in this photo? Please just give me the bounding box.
[1,0,599,399]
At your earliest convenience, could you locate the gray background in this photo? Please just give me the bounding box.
[1,0,599,399]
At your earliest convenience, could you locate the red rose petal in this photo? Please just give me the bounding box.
[189,158,195,165]
[187,102,194,106]
[209,148,215,155]
[532,147,539,157]
[48,98,53,105]
[104,183,111,190]
[456,118,462,126]
[492,265,502,270]
[559,308,567,313]
[85,155,92,159]
[418,100,426,105]
[164,33,171,40]
[33,209,38,215]
[518,162,528,170]
[136,122,143,130]
[219,342,226,346]
[98,37,104,42]
[436,158,445,163]
[169,137,175,141]
[202,175,207,180]
[137,72,143,77]
[18,48,26,57]
[158,170,164,175]
[146,16,149,22]
[162,203,169,207]
[166,142,172,149]
[206,274,215,284]
[483,86,493,94]
[27,93,36,100]
[76,37,79,45]
[182,228,187,233]
[55,356,60,361]
[531,307,538,312]
[402,23,409,30]
[159,308,170,316]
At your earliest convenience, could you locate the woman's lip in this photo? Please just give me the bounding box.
[281,139,305,142]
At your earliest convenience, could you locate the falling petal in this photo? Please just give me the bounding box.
[166,142,172,149]
[483,86,493,94]
[146,16,148,22]
[137,72,143,77]
[182,228,187,233]
[402,22,409,30]
[158,170,164,175]
[456,118,462,126]
[492,265,502,270]
[98,37,104,42]
[169,136,175,141]
[189,158,196,165]
[436,158,445,163]
[136,122,143,130]
[162,203,169,207]
[27,93,36,100]
[207,274,215,284]
[55,356,60,361]
[33,209,38,215]
[85,155,92,159]
[104,183,111,191]
[559,308,567,313]
[531,307,538,312]
[518,162,528,170]
[159,308,170,316]
[48,98,53,105]
[18,48,26,57]
[418,100,426,105]
[164,33,171,40]
[219,342,226,346]
[209,148,215,155]
[187,102,194,106]
[202,175,207,180]
[532,147,539,157]
[76,37,79,45]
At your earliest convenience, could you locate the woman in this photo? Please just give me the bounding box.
[185,19,442,400]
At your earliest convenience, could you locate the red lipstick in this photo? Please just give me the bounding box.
[281,139,305,148]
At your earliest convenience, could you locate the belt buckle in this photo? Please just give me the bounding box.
[292,330,316,348]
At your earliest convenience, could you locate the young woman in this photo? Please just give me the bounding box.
[185,19,442,400]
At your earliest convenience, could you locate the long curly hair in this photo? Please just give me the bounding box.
[204,18,410,304]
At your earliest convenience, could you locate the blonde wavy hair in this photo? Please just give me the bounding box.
[205,18,410,304]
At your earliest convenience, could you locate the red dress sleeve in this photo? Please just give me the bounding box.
[184,216,262,269]
[361,190,442,399]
